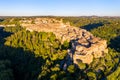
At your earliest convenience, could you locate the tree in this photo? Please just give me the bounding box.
[67,65,75,73]
[0,60,14,80]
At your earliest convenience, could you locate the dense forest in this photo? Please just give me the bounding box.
[0,17,120,80]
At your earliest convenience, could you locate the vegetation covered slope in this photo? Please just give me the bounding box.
[0,26,69,80]
[63,17,120,80]
[0,17,120,80]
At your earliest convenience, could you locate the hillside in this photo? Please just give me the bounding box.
[0,17,120,80]
[20,18,108,65]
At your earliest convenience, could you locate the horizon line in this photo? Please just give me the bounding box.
[0,15,120,17]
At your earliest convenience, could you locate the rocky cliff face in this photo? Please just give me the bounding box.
[21,18,108,66]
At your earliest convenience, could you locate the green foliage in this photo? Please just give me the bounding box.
[63,17,120,80]
[5,30,67,61]
[0,26,68,80]
[0,17,120,80]
[67,65,75,73]
[107,66,120,80]
[62,40,70,49]
[87,71,97,80]
[0,18,21,25]
[4,25,24,33]
[0,60,14,80]
[50,74,57,80]
[77,62,86,70]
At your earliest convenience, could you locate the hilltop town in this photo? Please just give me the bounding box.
[16,18,108,65]
[1,17,120,80]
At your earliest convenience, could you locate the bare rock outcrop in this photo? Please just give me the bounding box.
[21,18,108,65]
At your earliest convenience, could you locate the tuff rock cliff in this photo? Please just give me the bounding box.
[21,18,108,67]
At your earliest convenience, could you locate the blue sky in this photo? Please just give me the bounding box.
[0,0,120,16]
